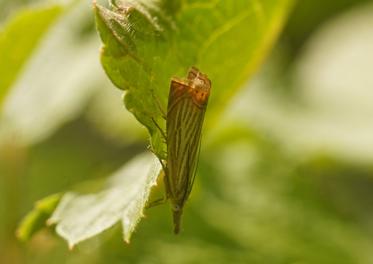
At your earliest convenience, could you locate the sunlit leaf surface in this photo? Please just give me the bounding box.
[95,0,293,158]
[48,153,161,247]
[0,5,63,108]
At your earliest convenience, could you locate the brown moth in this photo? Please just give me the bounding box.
[164,67,211,234]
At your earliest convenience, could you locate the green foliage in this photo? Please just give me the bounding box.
[95,0,293,159]
[47,153,161,248]
[0,5,63,108]
[16,193,62,242]
[26,0,294,247]
[3,0,373,262]
[198,127,373,263]
[0,1,109,145]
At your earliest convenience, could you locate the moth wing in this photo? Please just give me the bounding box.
[167,79,190,113]
[186,133,202,197]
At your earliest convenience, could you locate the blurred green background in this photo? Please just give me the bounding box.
[1,0,373,263]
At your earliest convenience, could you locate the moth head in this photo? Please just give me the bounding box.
[187,67,211,104]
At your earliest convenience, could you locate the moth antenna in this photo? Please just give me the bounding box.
[151,117,167,141]
[150,88,167,119]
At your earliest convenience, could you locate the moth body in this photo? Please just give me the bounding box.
[165,67,211,234]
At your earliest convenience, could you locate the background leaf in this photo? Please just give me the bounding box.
[0,5,63,108]
[0,1,110,146]
[229,2,373,164]
[16,193,62,242]
[48,153,161,248]
[3,0,373,263]
[95,0,293,158]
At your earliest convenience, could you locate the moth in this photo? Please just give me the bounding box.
[163,67,211,234]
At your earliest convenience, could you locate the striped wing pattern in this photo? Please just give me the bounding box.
[165,67,211,233]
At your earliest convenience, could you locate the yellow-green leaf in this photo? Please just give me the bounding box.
[0,5,64,108]
[95,0,294,158]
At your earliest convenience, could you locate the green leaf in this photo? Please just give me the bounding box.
[0,1,105,146]
[16,193,62,242]
[48,153,161,248]
[0,5,64,109]
[95,0,293,158]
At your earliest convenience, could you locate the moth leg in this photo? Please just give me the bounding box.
[147,143,164,156]
[150,89,166,120]
[146,196,168,209]
[146,168,168,209]
[151,117,167,141]
[147,144,167,172]
[157,156,167,174]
